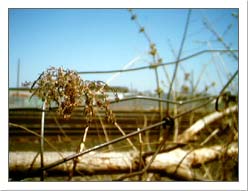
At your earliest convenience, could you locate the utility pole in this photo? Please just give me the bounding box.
[16,58,21,102]
[16,58,20,106]
[17,58,20,88]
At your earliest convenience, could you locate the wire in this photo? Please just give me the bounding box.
[76,49,238,74]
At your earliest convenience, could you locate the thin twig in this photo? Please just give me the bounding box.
[114,122,138,151]
[200,128,219,146]
[97,112,113,150]
[173,148,194,176]
[138,127,145,180]
[69,125,90,180]
[167,9,192,114]
[116,136,167,181]
[27,152,40,173]
[53,114,71,141]
[9,123,65,159]
[203,17,238,60]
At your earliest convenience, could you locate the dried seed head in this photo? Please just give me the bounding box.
[31,67,83,118]
[31,67,118,124]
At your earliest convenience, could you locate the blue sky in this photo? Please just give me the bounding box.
[9,8,238,94]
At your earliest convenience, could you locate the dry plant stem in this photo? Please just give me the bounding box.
[53,114,71,141]
[187,67,207,129]
[138,127,144,180]
[201,163,213,180]
[116,136,167,181]
[28,152,40,173]
[40,101,46,181]
[192,64,208,93]
[203,17,238,60]
[206,41,230,87]
[220,140,236,180]
[9,122,65,159]
[167,9,191,114]
[129,9,164,139]
[173,91,179,141]
[173,148,194,176]
[114,122,138,151]
[81,126,90,151]
[154,66,164,141]
[143,115,152,152]
[162,65,172,90]
[200,128,219,146]
[97,113,113,150]
[165,41,178,141]
[69,125,90,180]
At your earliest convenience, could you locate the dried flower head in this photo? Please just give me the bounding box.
[82,80,118,124]
[31,67,84,118]
[31,67,118,123]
